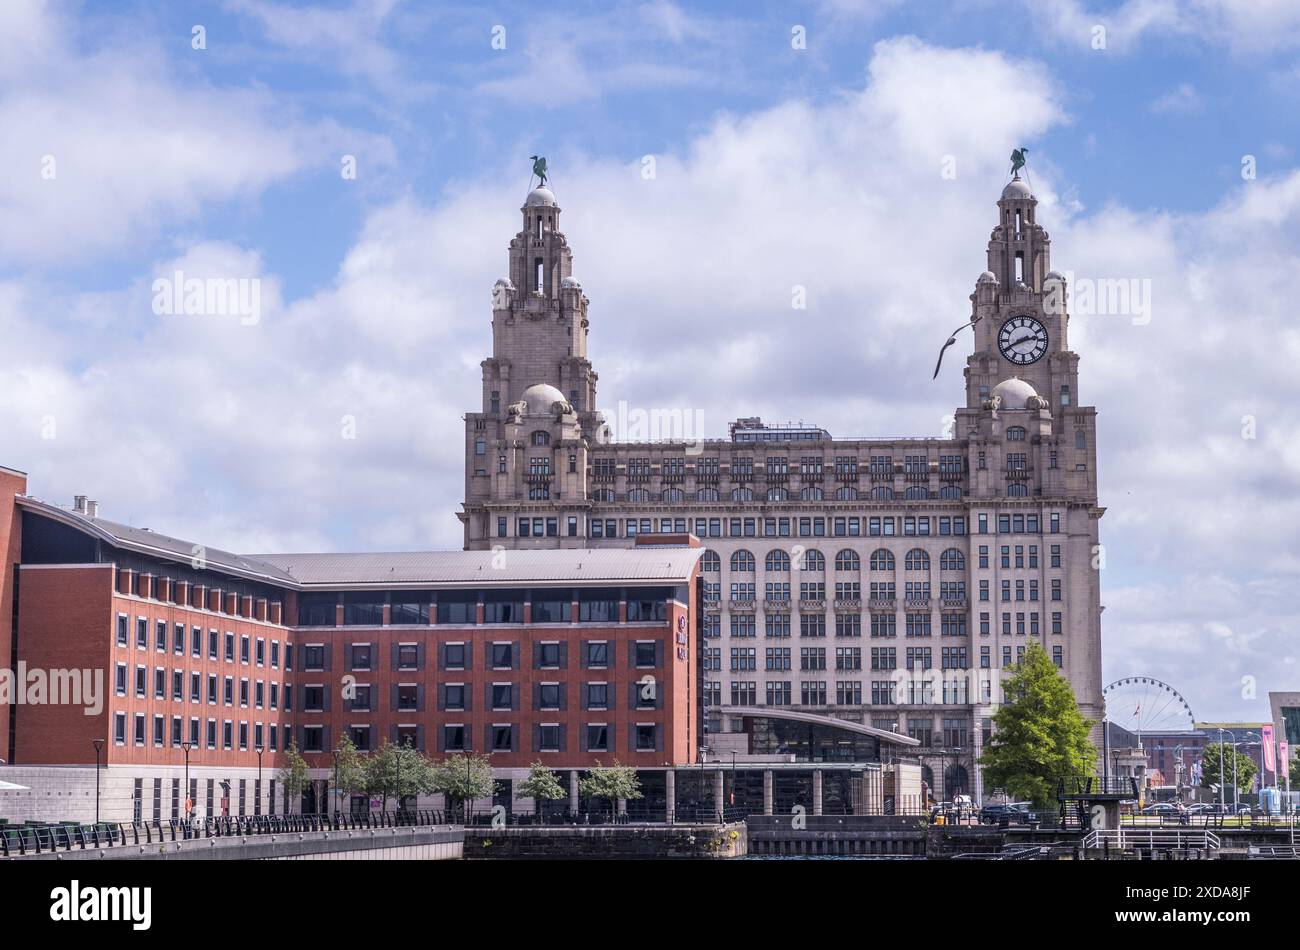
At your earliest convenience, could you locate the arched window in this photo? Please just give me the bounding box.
[731,487,754,502]
[834,550,860,572]
[765,549,790,573]
[1007,482,1029,497]
[870,549,895,572]
[905,549,930,572]
[800,549,825,573]
[697,488,720,502]
[904,486,928,500]
[800,486,824,501]
[663,488,684,502]
[834,486,858,501]
[938,485,963,499]
[730,550,755,573]
[701,550,720,573]
[870,486,894,501]
[530,430,550,446]
[767,487,789,502]
[1007,426,1026,441]
[939,549,965,572]
[628,489,649,502]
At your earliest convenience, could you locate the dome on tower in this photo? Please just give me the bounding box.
[990,377,1044,410]
[525,187,557,207]
[977,271,998,284]
[561,276,581,289]
[1045,270,1065,282]
[517,382,572,416]
[1001,178,1034,200]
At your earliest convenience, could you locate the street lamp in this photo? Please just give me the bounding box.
[180,740,195,823]
[332,747,341,818]
[255,745,264,816]
[91,739,105,825]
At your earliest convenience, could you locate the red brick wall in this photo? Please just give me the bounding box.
[294,613,697,771]
[13,565,113,764]
[0,468,26,761]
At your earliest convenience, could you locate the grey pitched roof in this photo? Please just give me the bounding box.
[15,495,702,589]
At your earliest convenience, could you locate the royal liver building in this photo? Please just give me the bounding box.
[461,171,1104,800]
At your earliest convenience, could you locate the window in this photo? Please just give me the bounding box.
[634,641,657,667]
[635,724,657,751]
[443,643,467,670]
[585,641,609,668]
[586,724,609,752]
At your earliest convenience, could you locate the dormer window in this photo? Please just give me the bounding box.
[531,430,550,446]
[1007,426,1026,441]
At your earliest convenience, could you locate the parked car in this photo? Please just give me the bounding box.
[980,802,1037,824]
[1140,803,1178,815]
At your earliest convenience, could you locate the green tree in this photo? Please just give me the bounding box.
[277,741,311,811]
[432,753,496,822]
[518,762,566,815]
[330,737,366,812]
[1290,753,1300,790]
[579,761,643,819]
[978,641,1097,809]
[1200,743,1257,796]
[362,740,437,811]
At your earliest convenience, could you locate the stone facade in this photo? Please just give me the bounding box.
[461,176,1106,799]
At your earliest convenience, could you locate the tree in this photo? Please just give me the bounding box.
[277,741,311,812]
[362,740,437,811]
[518,762,566,815]
[978,641,1097,809]
[331,737,366,813]
[1201,743,1257,796]
[431,753,496,822]
[1290,752,1300,790]
[579,761,643,819]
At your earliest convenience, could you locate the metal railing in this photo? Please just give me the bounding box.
[0,810,450,858]
[1082,828,1220,852]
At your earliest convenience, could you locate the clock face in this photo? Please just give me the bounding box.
[998,315,1049,365]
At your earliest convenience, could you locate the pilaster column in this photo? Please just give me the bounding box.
[812,769,823,816]
[763,769,773,816]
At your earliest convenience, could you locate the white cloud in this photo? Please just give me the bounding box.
[1149,82,1202,113]
[1018,0,1300,55]
[0,0,391,265]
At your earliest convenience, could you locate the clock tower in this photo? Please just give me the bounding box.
[963,174,1079,419]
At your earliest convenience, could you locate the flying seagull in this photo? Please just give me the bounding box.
[932,315,981,379]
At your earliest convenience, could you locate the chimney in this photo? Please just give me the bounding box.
[86,500,99,518]
[73,495,88,513]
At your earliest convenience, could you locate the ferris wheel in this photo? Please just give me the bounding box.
[1103,677,1196,739]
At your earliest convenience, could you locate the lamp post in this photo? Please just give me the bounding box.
[180,740,194,823]
[395,741,403,820]
[332,747,341,818]
[91,739,105,825]
[255,745,264,816]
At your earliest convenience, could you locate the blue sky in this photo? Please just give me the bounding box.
[3,0,1300,721]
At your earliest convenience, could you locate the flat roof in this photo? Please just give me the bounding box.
[251,548,704,588]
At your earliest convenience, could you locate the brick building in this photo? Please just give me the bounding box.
[0,476,720,821]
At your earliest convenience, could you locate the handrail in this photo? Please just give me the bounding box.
[0,810,452,857]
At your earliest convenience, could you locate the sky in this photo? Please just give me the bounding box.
[2,0,1299,722]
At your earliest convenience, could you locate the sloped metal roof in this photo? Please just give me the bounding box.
[15,495,702,589]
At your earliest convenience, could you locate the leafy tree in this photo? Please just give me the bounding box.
[1290,753,1300,790]
[362,740,437,811]
[1200,743,1257,796]
[277,741,311,811]
[432,753,496,822]
[518,762,566,813]
[329,737,366,812]
[579,761,643,818]
[978,641,1097,809]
